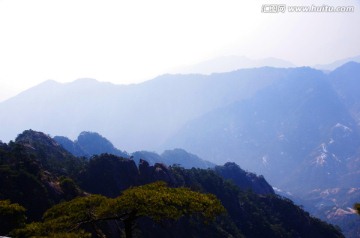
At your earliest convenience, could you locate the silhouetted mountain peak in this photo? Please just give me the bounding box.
[314,55,360,71]
[54,131,129,158]
[215,162,274,195]
[331,61,360,75]
[38,79,59,86]
[16,129,60,149]
[72,78,98,84]
[76,131,115,151]
[171,55,295,74]
[161,148,215,169]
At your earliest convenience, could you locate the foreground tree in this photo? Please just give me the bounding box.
[13,181,225,238]
[101,181,225,238]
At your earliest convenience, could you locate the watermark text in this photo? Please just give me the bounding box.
[261,4,355,13]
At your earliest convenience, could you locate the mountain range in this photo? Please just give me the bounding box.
[170,54,360,74]
[2,62,357,190]
[1,62,360,237]
[53,131,215,169]
[165,62,360,192]
[314,55,360,71]
[53,129,360,237]
[1,129,344,237]
[0,67,288,151]
[170,55,295,74]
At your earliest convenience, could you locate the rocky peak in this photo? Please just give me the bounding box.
[54,131,129,158]
[16,130,60,149]
[138,160,176,186]
[214,162,274,195]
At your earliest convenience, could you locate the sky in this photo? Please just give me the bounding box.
[0,0,360,102]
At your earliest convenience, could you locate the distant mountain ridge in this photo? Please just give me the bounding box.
[54,131,215,169]
[164,63,360,191]
[170,55,295,74]
[54,131,129,158]
[314,56,360,71]
[0,66,294,151]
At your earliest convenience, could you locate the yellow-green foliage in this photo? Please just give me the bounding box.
[102,181,225,221]
[12,182,225,237]
[0,200,26,235]
[43,194,107,227]
[12,195,107,237]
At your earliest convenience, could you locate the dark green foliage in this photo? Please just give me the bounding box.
[169,167,344,238]
[79,154,139,197]
[242,189,342,237]
[214,162,274,195]
[0,144,59,220]
[0,164,51,220]
[0,131,85,221]
[15,130,87,177]
[0,200,26,235]
[59,177,81,201]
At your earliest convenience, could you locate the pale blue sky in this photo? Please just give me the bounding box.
[0,0,359,101]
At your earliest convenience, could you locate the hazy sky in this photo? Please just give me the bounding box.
[0,0,360,102]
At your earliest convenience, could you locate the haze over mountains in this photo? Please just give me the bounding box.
[1,62,360,188]
[168,54,360,75]
[53,131,215,169]
[0,67,289,150]
[170,54,360,74]
[170,56,295,75]
[314,55,360,71]
[1,61,360,237]
[165,62,360,191]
